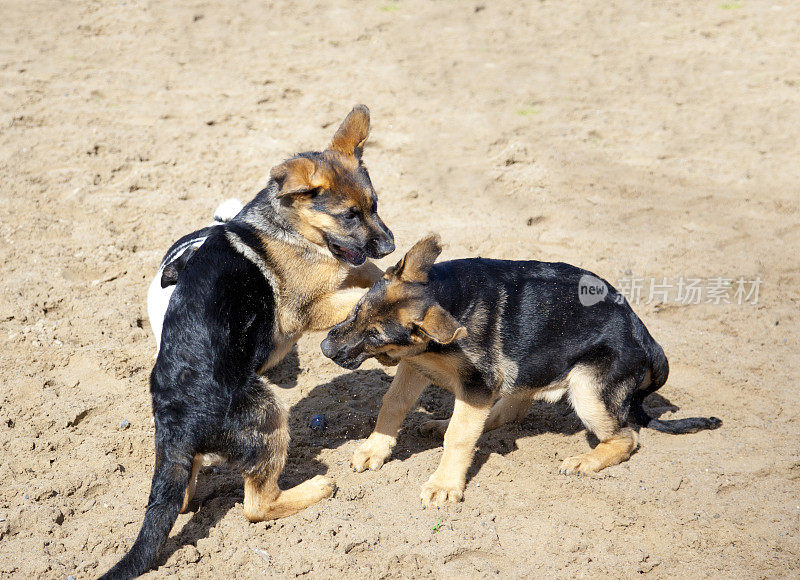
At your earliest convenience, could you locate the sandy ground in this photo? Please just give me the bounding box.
[1,1,799,578]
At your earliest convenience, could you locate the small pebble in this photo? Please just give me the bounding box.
[120,419,129,429]
[309,414,326,431]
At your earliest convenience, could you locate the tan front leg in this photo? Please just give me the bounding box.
[342,261,384,288]
[306,287,368,331]
[352,361,430,472]
[243,475,336,522]
[420,397,491,507]
[180,454,203,513]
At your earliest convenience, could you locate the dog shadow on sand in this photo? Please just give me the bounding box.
[157,347,680,563]
[282,361,681,487]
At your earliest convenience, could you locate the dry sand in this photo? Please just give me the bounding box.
[1,1,798,577]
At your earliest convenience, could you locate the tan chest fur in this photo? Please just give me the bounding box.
[259,236,351,336]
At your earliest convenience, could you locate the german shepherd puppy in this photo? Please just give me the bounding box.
[101,105,394,579]
[321,235,720,507]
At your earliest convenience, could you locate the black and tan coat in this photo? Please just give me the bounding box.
[101,105,394,579]
[322,235,721,507]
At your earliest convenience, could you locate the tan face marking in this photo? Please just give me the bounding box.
[265,105,392,261]
[323,235,469,370]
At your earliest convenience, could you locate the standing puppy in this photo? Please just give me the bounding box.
[101,105,394,579]
[322,235,720,507]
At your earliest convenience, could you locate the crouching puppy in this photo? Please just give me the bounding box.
[146,198,244,352]
[321,235,721,507]
[101,105,394,579]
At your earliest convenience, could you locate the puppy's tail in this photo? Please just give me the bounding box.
[100,443,192,580]
[631,330,722,434]
[213,198,244,223]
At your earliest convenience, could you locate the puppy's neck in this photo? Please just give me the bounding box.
[405,349,464,393]
[235,182,332,259]
[234,183,348,289]
[237,183,294,241]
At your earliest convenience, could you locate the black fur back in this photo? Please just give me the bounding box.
[102,227,280,578]
[426,258,720,433]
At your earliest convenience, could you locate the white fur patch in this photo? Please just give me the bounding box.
[534,386,568,403]
[201,453,227,467]
[213,198,244,223]
[147,270,175,353]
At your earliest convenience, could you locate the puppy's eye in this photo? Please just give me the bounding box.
[343,207,361,223]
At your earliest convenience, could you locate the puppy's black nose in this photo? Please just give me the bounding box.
[320,337,337,359]
[369,233,395,258]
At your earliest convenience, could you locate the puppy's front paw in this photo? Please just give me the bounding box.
[351,435,394,473]
[558,453,602,476]
[420,475,465,507]
[419,419,448,438]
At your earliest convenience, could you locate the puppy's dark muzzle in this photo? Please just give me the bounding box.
[320,337,366,370]
[367,231,395,258]
[364,216,394,258]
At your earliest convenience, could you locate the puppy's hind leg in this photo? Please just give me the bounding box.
[483,394,533,431]
[421,394,531,438]
[559,366,638,476]
[419,417,450,438]
[180,454,204,513]
[229,376,335,522]
[244,475,336,522]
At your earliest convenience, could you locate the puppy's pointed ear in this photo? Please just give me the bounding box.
[329,104,370,158]
[385,234,442,283]
[412,304,467,344]
[270,157,330,198]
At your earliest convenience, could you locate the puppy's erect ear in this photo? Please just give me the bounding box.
[412,304,467,344]
[270,157,330,198]
[386,234,442,283]
[329,104,370,158]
